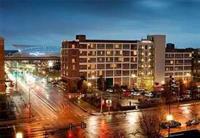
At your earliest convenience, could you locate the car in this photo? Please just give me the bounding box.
[132,92,141,96]
[144,92,153,98]
[186,119,200,126]
[106,88,113,93]
[160,120,181,129]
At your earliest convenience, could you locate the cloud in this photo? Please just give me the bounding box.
[0,0,200,49]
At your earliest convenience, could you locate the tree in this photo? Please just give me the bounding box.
[135,110,163,138]
[77,76,87,93]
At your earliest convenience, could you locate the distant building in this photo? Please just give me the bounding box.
[0,37,5,92]
[165,44,193,85]
[192,48,200,82]
[4,50,19,56]
[61,35,166,90]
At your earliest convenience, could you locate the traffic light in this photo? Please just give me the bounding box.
[80,122,86,129]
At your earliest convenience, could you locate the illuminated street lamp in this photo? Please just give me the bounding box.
[166,114,173,121]
[87,82,92,87]
[166,114,173,137]
[16,132,23,138]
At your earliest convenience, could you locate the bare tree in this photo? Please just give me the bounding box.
[136,109,163,138]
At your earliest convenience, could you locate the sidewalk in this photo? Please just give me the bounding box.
[73,99,99,115]
[73,98,200,116]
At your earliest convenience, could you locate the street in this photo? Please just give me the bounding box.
[4,69,200,138]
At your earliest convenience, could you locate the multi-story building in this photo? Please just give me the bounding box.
[165,44,193,86]
[61,35,166,90]
[192,48,200,82]
[0,37,5,92]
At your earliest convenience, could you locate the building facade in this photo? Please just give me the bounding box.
[61,35,166,90]
[0,37,5,92]
[165,44,193,86]
[192,48,200,82]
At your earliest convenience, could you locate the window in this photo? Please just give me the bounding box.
[107,51,111,55]
[133,50,137,56]
[72,65,75,70]
[72,44,75,49]
[106,44,113,49]
[115,44,119,49]
[123,44,129,49]
[72,58,75,63]
[170,60,174,64]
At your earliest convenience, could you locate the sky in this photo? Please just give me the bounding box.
[0,0,200,50]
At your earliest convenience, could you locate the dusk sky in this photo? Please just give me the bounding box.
[1,0,200,50]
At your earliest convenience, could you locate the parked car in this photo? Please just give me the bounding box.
[132,92,141,96]
[160,120,181,129]
[186,119,200,126]
[106,88,113,93]
[144,92,153,98]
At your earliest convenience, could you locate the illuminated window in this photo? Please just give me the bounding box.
[133,50,137,55]
[120,50,123,55]
[119,57,123,62]
[92,51,96,56]
[189,53,192,57]
[111,64,116,68]
[141,52,144,55]
[100,51,103,55]
[141,59,144,62]
[99,70,103,76]
[72,44,75,48]
[148,53,151,56]
[115,44,119,48]
[170,60,174,64]
[91,64,95,69]
[107,51,111,55]
[72,65,75,70]
[72,58,75,63]
[90,44,93,48]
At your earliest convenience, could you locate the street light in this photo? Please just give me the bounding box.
[87,82,92,87]
[16,132,23,138]
[166,114,173,121]
[166,114,173,137]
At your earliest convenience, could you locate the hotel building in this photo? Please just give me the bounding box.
[61,35,166,90]
[0,37,5,92]
[165,43,193,84]
[192,48,200,82]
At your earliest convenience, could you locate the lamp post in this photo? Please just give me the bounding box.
[166,114,173,137]
[16,132,23,138]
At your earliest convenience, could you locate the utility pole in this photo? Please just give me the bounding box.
[100,78,104,113]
